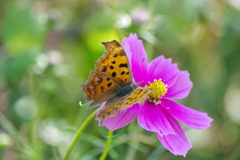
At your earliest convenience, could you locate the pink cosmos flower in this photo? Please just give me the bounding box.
[98,33,213,157]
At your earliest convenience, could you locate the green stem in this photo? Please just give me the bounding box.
[99,130,113,160]
[64,109,98,160]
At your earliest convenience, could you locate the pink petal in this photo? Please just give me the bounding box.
[122,40,132,67]
[122,33,148,84]
[164,71,193,99]
[157,109,192,157]
[98,103,141,131]
[147,55,179,88]
[161,99,213,130]
[137,101,175,135]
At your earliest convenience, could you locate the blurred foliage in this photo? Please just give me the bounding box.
[0,0,240,159]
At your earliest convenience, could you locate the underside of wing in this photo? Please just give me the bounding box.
[120,87,149,110]
[96,87,149,124]
[81,71,120,108]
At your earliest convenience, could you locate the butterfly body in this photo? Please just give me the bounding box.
[81,40,149,124]
[116,84,137,97]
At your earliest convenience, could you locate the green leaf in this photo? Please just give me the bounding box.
[2,2,46,57]
[146,146,166,160]
[105,123,130,138]
[0,112,22,146]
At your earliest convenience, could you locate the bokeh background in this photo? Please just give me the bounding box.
[0,0,240,159]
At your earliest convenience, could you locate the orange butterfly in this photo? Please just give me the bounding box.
[81,40,149,124]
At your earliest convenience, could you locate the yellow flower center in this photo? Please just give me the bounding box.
[146,79,168,104]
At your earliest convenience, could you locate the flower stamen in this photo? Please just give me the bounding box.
[146,79,168,104]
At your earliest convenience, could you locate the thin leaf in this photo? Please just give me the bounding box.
[0,112,22,146]
[189,151,224,160]
[105,123,130,138]
[228,144,240,160]
[146,146,166,160]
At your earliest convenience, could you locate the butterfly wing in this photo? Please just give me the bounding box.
[81,40,133,108]
[81,71,120,108]
[120,87,150,110]
[94,40,133,85]
[96,87,149,124]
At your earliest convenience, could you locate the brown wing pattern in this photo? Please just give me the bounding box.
[96,97,126,124]
[96,87,149,124]
[94,40,132,85]
[120,88,149,110]
[81,71,119,108]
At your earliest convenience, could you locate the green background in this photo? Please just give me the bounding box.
[0,0,240,159]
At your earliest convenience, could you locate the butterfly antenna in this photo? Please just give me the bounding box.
[138,80,144,86]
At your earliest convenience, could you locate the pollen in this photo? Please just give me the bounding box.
[146,79,168,104]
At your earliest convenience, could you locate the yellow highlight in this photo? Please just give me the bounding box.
[146,79,168,104]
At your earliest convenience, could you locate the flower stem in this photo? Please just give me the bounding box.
[99,130,113,160]
[64,109,98,160]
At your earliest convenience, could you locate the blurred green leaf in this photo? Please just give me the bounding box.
[228,144,240,160]
[105,123,130,138]
[146,146,166,160]
[0,112,21,146]
[2,2,46,57]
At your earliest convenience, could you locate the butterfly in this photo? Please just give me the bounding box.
[81,40,149,124]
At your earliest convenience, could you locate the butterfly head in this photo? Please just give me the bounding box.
[130,82,141,89]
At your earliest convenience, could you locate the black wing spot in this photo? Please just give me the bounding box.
[100,86,104,92]
[101,66,107,72]
[121,71,125,75]
[110,66,114,69]
[112,72,117,77]
[112,61,116,64]
[97,78,102,84]
[126,72,129,74]
[113,54,118,58]
[107,83,112,87]
[137,89,143,95]
[106,78,110,81]
[119,63,128,68]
